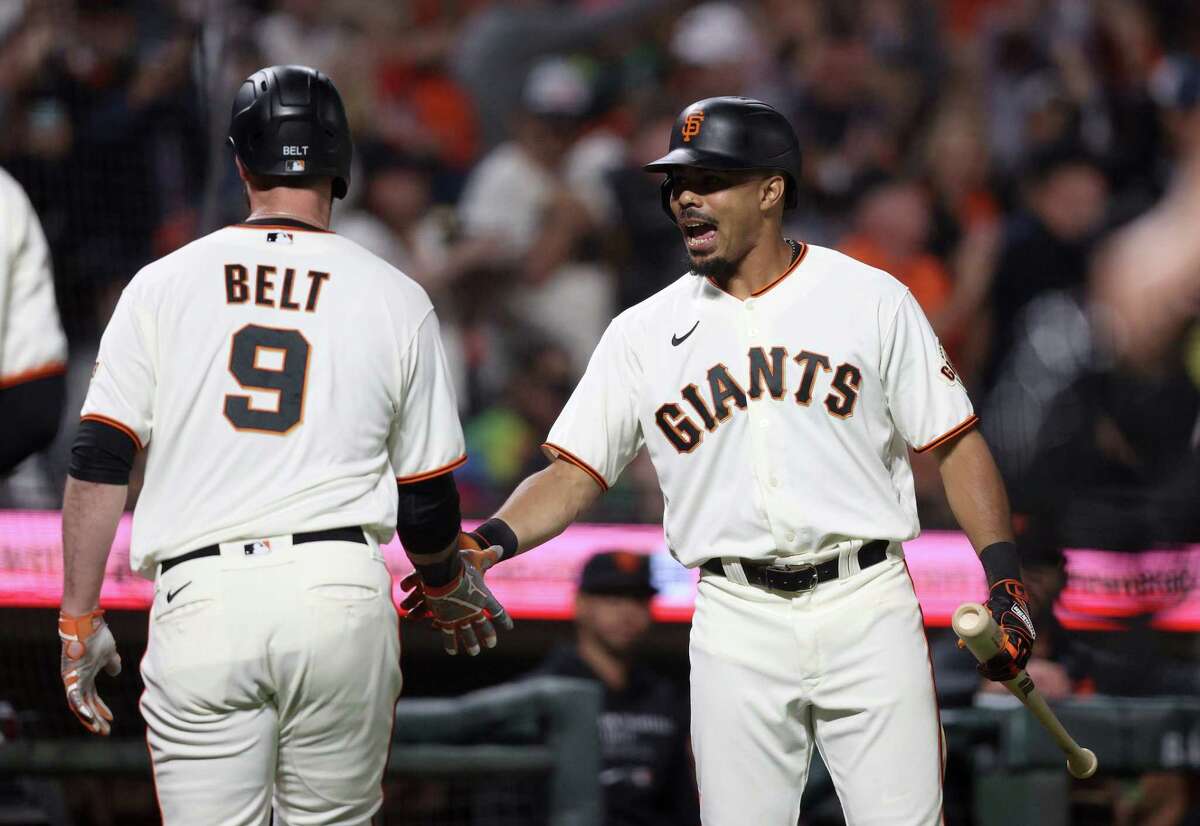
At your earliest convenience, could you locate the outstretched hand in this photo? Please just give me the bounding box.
[401,539,512,656]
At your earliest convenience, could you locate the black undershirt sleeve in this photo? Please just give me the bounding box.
[397,472,464,587]
[0,373,65,475]
[396,471,463,555]
[68,418,137,485]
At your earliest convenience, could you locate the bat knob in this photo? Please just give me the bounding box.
[1068,748,1098,779]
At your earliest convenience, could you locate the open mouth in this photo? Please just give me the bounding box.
[681,219,719,254]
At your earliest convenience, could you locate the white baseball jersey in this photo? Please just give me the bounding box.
[0,167,67,388]
[81,220,465,577]
[545,243,976,566]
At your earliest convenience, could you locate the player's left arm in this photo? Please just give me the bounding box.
[881,291,1032,682]
[933,428,1034,682]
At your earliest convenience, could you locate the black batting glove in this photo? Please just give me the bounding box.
[977,541,1036,682]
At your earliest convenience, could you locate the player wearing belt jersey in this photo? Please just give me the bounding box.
[57,65,510,826]
[403,97,1037,824]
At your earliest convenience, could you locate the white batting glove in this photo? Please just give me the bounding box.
[59,610,122,735]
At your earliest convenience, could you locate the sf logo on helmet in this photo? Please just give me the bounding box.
[681,111,705,142]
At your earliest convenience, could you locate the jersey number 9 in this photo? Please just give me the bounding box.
[224,324,310,434]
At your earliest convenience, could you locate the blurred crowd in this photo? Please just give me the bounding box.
[2,0,1199,541]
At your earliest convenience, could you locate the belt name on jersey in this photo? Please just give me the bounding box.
[654,347,862,453]
[224,263,330,312]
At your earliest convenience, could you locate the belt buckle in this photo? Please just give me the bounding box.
[763,562,818,592]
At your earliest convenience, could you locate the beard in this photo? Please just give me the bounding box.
[689,253,740,286]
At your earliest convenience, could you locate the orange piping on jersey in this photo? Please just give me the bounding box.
[0,361,67,389]
[913,414,979,454]
[705,242,810,298]
[395,454,468,484]
[232,223,334,234]
[542,442,609,492]
[80,414,144,451]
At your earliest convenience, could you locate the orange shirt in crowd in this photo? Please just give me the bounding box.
[839,235,952,318]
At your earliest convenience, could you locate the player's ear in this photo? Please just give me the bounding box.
[759,174,786,213]
[234,156,250,183]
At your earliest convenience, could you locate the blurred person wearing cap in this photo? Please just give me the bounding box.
[535,551,699,826]
[452,0,671,149]
[666,2,766,103]
[457,56,616,374]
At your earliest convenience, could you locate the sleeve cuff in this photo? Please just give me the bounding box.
[913,414,979,453]
[541,442,609,492]
[395,453,467,484]
[0,361,66,390]
[80,413,144,450]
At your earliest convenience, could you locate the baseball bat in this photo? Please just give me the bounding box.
[952,602,1098,779]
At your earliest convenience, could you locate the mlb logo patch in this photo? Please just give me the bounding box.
[243,539,272,557]
[284,159,306,172]
[266,231,293,244]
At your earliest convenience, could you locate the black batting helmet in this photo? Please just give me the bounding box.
[644,96,801,218]
[228,65,352,199]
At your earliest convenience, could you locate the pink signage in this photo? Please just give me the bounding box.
[2,510,1197,630]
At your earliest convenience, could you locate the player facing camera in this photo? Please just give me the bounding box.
[645,96,802,287]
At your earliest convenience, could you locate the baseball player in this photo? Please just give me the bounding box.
[404,98,1035,824]
[58,65,509,826]
[0,166,67,475]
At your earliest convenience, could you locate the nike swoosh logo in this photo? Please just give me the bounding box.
[671,320,700,346]
[166,582,192,603]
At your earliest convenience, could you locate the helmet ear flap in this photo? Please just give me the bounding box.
[660,177,674,221]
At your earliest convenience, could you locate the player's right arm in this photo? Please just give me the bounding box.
[59,280,155,734]
[411,318,642,582]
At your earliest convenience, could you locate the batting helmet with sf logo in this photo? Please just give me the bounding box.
[644,96,802,218]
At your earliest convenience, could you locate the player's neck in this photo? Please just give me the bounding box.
[723,234,795,300]
[245,192,332,231]
[576,635,630,691]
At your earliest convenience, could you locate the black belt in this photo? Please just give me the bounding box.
[159,527,368,574]
[700,540,889,593]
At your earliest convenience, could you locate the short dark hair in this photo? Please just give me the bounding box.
[1021,142,1107,187]
[243,170,333,196]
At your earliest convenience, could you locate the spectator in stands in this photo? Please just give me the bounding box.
[839,172,953,336]
[452,0,670,149]
[665,2,767,104]
[535,552,700,826]
[255,0,354,76]
[457,56,616,374]
[337,142,501,405]
[980,144,1109,390]
[463,338,573,508]
[605,105,690,311]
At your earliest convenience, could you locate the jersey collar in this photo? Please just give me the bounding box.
[705,241,809,299]
[235,217,333,233]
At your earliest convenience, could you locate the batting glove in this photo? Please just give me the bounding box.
[979,579,1036,682]
[401,542,512,656]
[59,610,122,735]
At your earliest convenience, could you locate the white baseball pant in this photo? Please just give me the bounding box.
[140,532,402,826]
[689,544,944,825]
